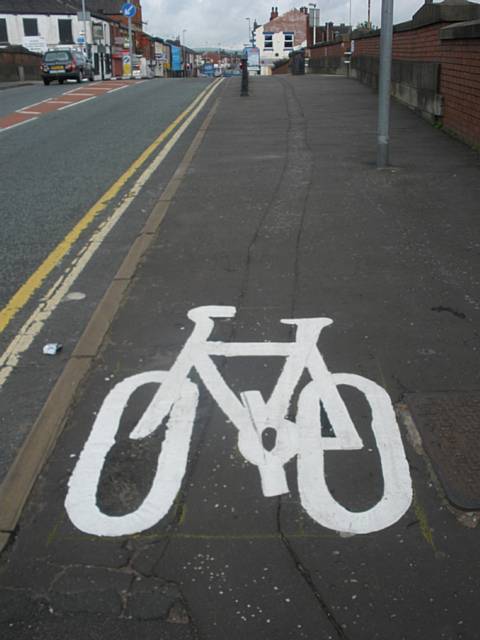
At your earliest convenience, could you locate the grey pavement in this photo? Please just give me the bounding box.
[0,75,479,639]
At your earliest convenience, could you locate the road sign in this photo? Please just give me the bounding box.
[77,11,91,21]
[77,36,86,44]
[121,2,137,17]
[123,53,132,77]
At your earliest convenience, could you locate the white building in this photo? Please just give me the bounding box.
[0,0,113,80]
[254,6,309,75]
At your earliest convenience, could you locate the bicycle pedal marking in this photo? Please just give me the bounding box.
[65,305,413,537]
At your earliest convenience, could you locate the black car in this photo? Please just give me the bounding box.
[41,49,94,85]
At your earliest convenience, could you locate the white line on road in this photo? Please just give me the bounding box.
[0,117,38,133]
[16,110,41,115]
[16,98,52,111]
[58,97,96,110]
[0,80,223,387]
[107,85,130,93]
[62,92,95,97]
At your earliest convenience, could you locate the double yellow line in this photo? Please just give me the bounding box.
[0,79,221,335]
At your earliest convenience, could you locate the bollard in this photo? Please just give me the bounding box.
[240,56,249,97]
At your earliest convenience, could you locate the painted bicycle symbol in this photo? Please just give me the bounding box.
[66,306,412,537]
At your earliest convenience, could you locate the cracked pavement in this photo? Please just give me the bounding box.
[1,76,479,639]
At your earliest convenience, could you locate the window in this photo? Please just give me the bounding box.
[23,18,38,37]
[284,32,294,49]
[0,18,8,43]
[264,32,273,50]
[58,19,73,44]
[44,51,71,62]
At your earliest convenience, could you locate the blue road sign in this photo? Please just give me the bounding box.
[121,3,137,18]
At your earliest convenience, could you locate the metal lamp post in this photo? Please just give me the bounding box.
[377,0,394,167]
[246,17,251,45]
[309,3,317,46]
[81,0,88,59]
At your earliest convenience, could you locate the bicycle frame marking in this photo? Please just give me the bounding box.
[65,306,413,537]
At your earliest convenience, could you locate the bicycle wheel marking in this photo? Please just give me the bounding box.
[65,305,412,537]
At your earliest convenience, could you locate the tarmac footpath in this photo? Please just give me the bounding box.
[0,75,479,640]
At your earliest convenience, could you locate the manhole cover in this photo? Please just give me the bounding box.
[406,392,480,510]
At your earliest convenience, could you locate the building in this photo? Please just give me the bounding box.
[0,0,198,81]
[0,0,113,80]
[254,6,309,75]
[152,37,170,78]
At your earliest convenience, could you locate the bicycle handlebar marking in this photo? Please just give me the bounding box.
[65,306,412,537]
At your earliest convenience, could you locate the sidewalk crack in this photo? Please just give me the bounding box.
[276,500,351,640]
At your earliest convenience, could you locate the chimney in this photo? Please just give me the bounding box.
[270,6,279,20]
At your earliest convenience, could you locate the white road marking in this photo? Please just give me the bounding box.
[107,85,130,93]
[0,80,222,387]
[16,110,41,115]
[66,306,413,538]
[17,98,52,110]
[63,92,95,97]
[0,117,38,133]
[58,97,96,110]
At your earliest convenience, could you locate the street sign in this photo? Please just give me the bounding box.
[77,11,91,21]
[123,53,132,77]
[77,36,86,44]
[121,2,137,17]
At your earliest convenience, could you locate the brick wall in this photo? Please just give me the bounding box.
[439,36,480,146]
[353,23,447,60]
[308,40,348,74]
[0,48,41,82]
[351,20,480,147]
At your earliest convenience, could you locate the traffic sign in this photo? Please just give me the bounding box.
[121,3,137,17]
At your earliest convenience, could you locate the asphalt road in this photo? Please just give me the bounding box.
[0,75,479,640]
[0,77,213,482]
[0,78,211,310]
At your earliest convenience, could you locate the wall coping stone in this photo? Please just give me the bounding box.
[440,17,480,38]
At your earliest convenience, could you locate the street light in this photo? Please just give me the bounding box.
[81,0,88,60]
[309,3,317,46]
[377,0,394,167]
[245,17,251,45]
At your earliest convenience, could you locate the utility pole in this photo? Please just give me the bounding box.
[368,0,372,29]
[377,0,394,167]
[246,17,251,45]
[309,3,317,46]
[81,0,88,60]
[128,15,133,79]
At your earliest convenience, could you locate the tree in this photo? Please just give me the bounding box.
[355,21,378,32]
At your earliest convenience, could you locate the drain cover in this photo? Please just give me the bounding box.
[407,392,480,510]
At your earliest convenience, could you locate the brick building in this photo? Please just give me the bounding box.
[254,6,310,75]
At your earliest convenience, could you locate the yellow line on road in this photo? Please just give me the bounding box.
[0,80,219,335]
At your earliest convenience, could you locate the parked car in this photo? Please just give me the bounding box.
[41,49,94,85]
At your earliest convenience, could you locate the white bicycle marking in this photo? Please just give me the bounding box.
[65,306,412,537]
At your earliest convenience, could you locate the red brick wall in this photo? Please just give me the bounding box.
[272,61,290,74]
[310,40,346,60]
[353,23,447,59]
[440,38,480,146]
[350,23,480,147]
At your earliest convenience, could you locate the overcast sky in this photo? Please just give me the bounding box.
[141,0,428,49]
